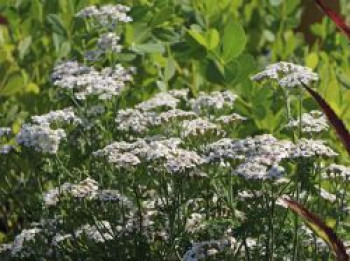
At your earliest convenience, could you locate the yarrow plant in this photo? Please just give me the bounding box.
[0,3,349,261]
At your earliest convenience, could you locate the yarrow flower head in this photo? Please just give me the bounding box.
[135,92,180,111]
[16,124,66,154]
[52,61,133,100]
[251,62,319,88]
[291,139,338,158]
[31,107,81,126]
[286,110,328,133]
[190,90,237,113]
[76,4,132,28]
[181,118,222,138]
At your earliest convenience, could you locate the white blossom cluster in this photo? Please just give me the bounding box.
[190,90,237,113]
[44,178,132,207]
[94,137,204,173]
[251,62,319,88]
[159,109,197,123]
[115,108,198,133]
[85,32,123,61]
[206,134,308,180]
[52,61,133,100]
[234,158,285,180]
[0,127,11,137]
[322,164,350,180]
[16,124,66,154]
[31,107,81,126]
[75,4,132,28]
[98,32,122,53]
[317,187,337,202]
[182,237,236,261]
[181,118,221,138]
[8,228,42,258]
[135,92,180,111]
[115,109,160,133]
[290,139,338,158]
[215,113,247,124]
[205,134,293,162]
[286,110,328,133]
[114,89,243,135]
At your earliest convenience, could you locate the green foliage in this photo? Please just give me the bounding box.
[0,0,349,260]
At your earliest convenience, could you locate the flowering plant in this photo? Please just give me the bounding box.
[0,1,349,260]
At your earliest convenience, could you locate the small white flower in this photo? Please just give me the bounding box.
[16,124,66,154]
[52,61,133,100]
[76,4,132,28]
[251,62,319,88]
[215,113,247,124]
[31,107,81,126]
[286,110,328,133]
[136,92,180,111]
[181,118,221,138]
[291,139,338,158]
[190,90,237,113]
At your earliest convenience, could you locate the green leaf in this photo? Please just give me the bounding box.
[0,72,25,96]
[18,36,32,60]
[305,52,319,69]
[130,43,165,54]
[46,14,67,37]
[205,29,220,50]
[188,29,207,47]
[222,21,246,63]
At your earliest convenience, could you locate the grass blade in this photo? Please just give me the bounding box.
[0,16,7,25]
[315,0,350,39]
[280,197,349,261]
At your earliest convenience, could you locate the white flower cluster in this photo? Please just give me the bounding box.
[206,134,337,180]
[182,237,236,261]
[75,4,132,27]
[251,62,319,88]
[317,187,337,202]
[9,228,42,258]
[0,127,11,137]
[115,108,198,134]
[44,178,132,207]
[234,159,285,180]
[291,139,338,158]
[181,118,221,138]
[94,137,204,173]
[16,124,66,154]
[286,110,328,133]
[159,109,197,123]
[136,92,180,111]
[215,113,247,124]
[190,90,237,113]
[85,32,123,61]
[322,164,350,180]
[205,134,292,162]
[114,89,243,134]
[115,108,160,133]
[98,32,122,53]
[52,61,133,100]
[31,107,81,126]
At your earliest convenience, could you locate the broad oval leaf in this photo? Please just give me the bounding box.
[222,21,246,63]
